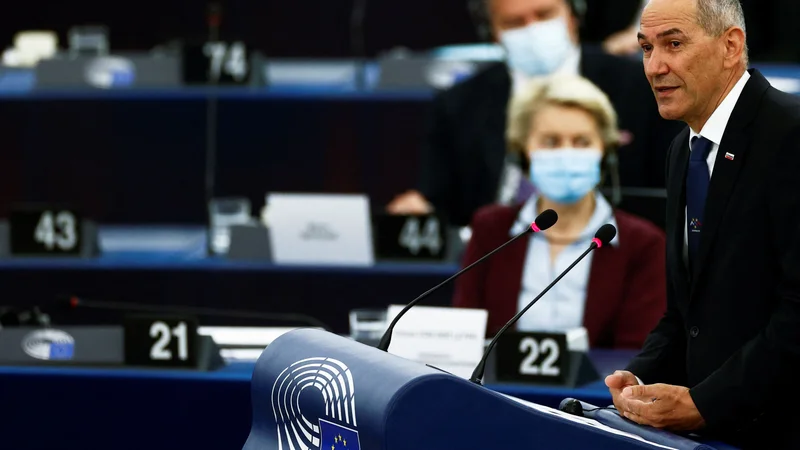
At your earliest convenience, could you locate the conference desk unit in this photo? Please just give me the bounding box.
[0,334,740,450]
[0,353,613,449]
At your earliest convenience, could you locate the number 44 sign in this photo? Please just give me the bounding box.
[373,214,448,261]
[9,206,81,256]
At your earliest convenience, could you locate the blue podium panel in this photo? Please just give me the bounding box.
[246,329,667,450]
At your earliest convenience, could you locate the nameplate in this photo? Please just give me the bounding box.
[265,193,374,266]
[182,41,251,85]
[386,305,487,379]
[35,53,181,89]
[0,323,223,370]
[373,213,448,261]
[124,315,201,368]
[0,326,124,365]
[494,331,571,385]
[8,205,98,257]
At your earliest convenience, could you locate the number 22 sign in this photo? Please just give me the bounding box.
[493,331,570,385]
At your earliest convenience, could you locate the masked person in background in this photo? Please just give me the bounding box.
[387,0,682,228]
[452,75,666,349]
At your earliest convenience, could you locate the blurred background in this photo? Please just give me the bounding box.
[0,0,797,448]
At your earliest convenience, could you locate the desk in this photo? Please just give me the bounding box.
[0,227,460,334]
[0,350,629,450]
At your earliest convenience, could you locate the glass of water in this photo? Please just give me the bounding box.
[208,197,252,255]
[349,308,388,344]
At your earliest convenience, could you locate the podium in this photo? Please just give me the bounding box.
[244,329,696,449]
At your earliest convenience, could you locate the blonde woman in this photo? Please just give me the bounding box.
[453,75,666,349]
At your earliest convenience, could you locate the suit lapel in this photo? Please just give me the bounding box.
[667,129,691,295]
[691,70,770,285]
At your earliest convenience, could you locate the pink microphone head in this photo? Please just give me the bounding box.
[531,209,558,233]
[592,224,617,248]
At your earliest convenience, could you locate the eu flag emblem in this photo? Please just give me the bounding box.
[319,419,360,450]
[49,342,74,360]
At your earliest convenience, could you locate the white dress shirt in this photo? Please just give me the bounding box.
[511,44,581,95]
[509,191,619,332]
[683,71,751,255]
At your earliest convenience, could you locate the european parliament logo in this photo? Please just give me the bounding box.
[272,357,359,450]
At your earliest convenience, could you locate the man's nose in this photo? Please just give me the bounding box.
[644,50,670,79]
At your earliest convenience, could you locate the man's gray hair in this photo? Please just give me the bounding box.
[695,0,749,65]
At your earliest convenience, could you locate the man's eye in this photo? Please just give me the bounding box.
[670,41,681,48]
[641,44,653,52]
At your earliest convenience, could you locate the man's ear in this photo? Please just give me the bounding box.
[723,27,746,68]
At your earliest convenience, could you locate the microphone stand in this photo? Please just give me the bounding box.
[469,242,599,385]
[62,295,332,331]
[377,226,534,351]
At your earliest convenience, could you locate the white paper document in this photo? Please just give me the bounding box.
[386,305,488,379]
[265,193,374,266]
[501,394,678,450]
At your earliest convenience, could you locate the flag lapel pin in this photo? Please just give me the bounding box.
[725,152,735,161]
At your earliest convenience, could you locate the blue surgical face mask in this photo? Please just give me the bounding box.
[529,148,602,204]
[499,16,574,77]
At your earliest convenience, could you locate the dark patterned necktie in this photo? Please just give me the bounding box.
[686,136,713,267]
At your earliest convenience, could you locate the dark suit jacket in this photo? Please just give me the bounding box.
[452,202,666,349]
[626,69,800,448]
[417,45,684,227]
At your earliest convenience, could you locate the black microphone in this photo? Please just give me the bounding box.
[60,295,332,331]
[376,209,559,352]
[469,223,617,384]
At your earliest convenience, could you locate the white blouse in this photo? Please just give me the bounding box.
[508,191,619,332]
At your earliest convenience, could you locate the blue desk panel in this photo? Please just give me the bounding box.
[0,351,627,450]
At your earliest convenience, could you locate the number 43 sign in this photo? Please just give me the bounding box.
[9,206,81,256]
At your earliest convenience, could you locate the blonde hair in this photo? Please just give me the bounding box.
[506,75,621,158]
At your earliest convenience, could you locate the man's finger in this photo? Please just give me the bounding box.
[622,384,651,399]
[605,373,622,388]
[621,398,652,417]
[606,371,637,389]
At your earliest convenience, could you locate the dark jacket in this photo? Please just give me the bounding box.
[626,69,800,448]
[452,203,666,349]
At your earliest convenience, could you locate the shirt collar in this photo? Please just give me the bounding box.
[509,190,620,247]
[511,45,581,94]
[689,71,751,145]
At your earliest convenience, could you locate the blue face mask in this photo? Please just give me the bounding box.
[499,16,573,77]
[529,148,602,204]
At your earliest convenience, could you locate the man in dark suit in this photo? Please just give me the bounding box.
[605,0,800,447]
[386,0,682,227]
